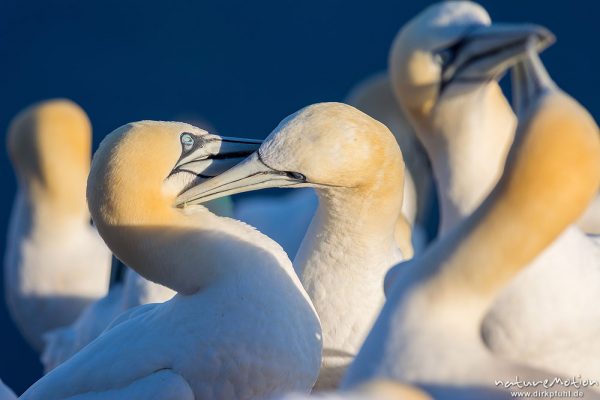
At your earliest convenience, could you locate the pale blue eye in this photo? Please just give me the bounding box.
[435,48,454,67]
[181,133,195,151]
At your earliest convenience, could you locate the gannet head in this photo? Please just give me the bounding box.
[87,121,261,229]
[7,99,91,215]
[390,1,554,127]
[175,102,404,206]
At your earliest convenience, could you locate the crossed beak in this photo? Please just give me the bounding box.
[175,152,307,207]
[442,22,555,86]
[171,136,262,181]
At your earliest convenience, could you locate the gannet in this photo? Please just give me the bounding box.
[389,1,552,235]
[4,99,111,351]
[479,49,600,380]
[0,380,16,400]
[342,28,600,400]
[387,0,600,380]
[21,121,321,399]
[234,76,423,261]
[346,72,434,254]
[40,110,244,372]
[176,102,407,389]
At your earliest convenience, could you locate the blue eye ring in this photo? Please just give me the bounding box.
[180,133,195,151]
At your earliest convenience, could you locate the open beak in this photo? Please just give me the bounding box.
[171,136,262,179]
[175,152,306,207]
[442,23,555,86]
[511,45,557,118]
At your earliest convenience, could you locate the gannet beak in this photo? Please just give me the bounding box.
[511,46,557,118]
[442,23,555,86]
[171,136,262,179]
[175,152,306,207]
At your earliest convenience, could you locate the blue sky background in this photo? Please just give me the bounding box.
[1,0,598,394]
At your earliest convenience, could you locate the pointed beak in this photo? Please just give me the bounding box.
[511,45,557,118]
[171,136,262,179]
[442,23,555,86]
[175,152,306,207]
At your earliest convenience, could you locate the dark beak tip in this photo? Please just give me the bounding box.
[531,26,556,49]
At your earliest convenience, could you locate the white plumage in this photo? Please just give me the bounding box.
[41,268,175,372]
[344,41,600,398]
[387,0,600,382]
[175,103,409,388]
[21,122,322,399]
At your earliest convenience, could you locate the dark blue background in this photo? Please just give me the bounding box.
[1,0,598,394]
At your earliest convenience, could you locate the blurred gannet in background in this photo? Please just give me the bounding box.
[176,102,408,389]
[278,380,432,400]
[0,380,16,400]
[346,73,434,254]
[4,99,111,351]
[479,49,600,381]
[342,19,600,400]
[389,1,549,235]
[387,0,600,380]
[21,121,321,399]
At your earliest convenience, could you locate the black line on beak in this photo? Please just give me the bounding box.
[220,138,263,144]
[208,151,255,160]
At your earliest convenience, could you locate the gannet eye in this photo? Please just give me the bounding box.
[435,48,454,67]
[286,171,306,181]
[180,133,195,152]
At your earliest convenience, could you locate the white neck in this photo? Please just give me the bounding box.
[295,186,402,280]
[423,82,516,234]
[100,205,303,298]
[294,184,403,369]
